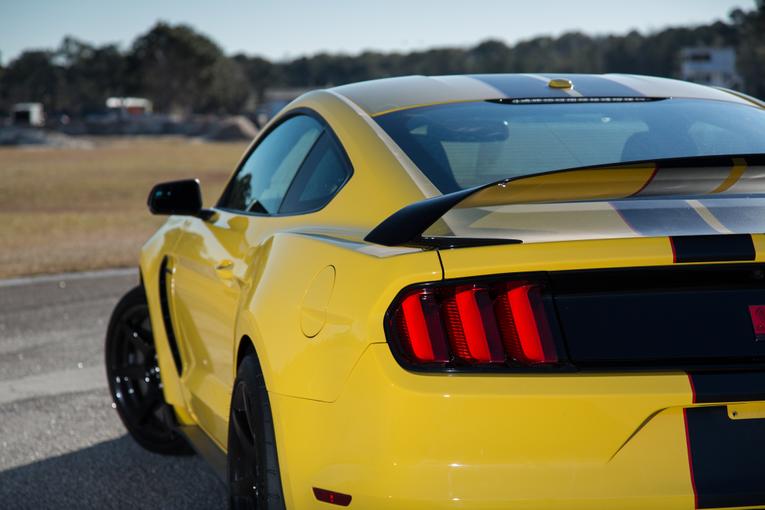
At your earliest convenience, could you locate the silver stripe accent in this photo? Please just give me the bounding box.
[639,166,731,196]
[605,74,752,104]
[726,165,765,194]
[686,199,733,234]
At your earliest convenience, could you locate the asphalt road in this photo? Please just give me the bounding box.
[0,269,227,509]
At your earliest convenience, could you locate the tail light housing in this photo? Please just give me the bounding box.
[388,276,560,370]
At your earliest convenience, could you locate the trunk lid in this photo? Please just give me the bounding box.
[438,236,765,369]
[551,263,765,367]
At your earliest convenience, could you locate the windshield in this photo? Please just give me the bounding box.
[374,98,765,194]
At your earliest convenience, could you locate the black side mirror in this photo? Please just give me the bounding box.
[147,179,203,216]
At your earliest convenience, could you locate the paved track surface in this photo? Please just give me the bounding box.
[0,269,227,509]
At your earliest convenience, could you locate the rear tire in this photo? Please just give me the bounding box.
[228,354,286,510]
[105,285,191,455]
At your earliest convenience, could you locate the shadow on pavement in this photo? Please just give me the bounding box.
[0,434,226,509]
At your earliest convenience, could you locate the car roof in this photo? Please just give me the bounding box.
[330,73,754,116]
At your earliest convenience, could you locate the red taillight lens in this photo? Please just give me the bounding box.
[443,286,505,363]
[749,305,765,337]
[495,283,558,364]
[395,290,450,362]
[389,278,559,368]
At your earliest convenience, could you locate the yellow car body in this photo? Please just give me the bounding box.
[134,75,765,509]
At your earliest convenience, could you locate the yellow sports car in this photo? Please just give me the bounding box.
[106,74,765,509]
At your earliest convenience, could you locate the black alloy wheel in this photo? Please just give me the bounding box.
[228,355,285,510]
[105,285,190,454]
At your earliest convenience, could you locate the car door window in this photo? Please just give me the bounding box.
[279,133,351,214]
[219,115,323,213]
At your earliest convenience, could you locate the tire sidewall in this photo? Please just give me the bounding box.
[105,285,190,455]
[229,355,286,510]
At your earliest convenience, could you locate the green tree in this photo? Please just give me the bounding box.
[129,22,225,114]
[56,37,127,114]
[205,57,250,113]
[732,7,765,98]
[0,50,61,110]
[3,5,764,117]
[234,55,280,102]
[0,64,5,114]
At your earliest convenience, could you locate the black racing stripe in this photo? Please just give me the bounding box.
[544,74,644,96]
[671,234,755,263]
[469,74,571,98]
[657,155,750,169]
[612,201,718,237]
[690,371,765,404]
[685,406,765,509]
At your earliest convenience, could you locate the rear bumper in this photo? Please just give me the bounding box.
[271,344,717,509]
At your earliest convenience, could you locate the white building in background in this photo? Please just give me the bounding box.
[680,47,743,90]
[106,97,153,117]
[11,103,45,127]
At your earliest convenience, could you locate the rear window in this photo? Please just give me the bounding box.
[374,98,765,193]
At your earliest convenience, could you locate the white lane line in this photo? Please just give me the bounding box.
[0,268,138,288]
[0,366,106,406]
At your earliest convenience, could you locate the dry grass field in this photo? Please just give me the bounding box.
[0,137,249,278]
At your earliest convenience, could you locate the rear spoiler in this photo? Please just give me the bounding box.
[364,154,765,247]
[364,185,517,248]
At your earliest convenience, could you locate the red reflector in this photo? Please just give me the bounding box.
[396,290,449,362]
[498,284,558,364]
[313,487,352,506]
[444,286,505,363]
[749,305,765,337]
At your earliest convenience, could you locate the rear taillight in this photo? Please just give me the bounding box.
[443,286,505,363]
[389,279,559,368]
[394,290,449,362]
[495,283,558,364]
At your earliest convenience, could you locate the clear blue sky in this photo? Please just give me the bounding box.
[0,0,755,64]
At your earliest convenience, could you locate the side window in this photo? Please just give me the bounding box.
[219,115,323,213]
[279,133,351,214]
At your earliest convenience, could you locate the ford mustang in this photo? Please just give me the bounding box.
[106,74,765,509]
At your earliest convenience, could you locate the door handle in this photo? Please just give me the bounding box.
[215,260,235,280]
[216,260,234,271]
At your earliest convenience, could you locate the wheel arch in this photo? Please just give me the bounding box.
[232,326,276,396]
[235,334,258,372]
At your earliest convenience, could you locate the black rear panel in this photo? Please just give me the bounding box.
[685,406,765,508]
[550,265,765,368]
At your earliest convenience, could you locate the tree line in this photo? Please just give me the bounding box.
[1,5,763,117]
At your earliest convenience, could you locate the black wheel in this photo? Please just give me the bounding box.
[228,354,286,510]
[105,285,191,455]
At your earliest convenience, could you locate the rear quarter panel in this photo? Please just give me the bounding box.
[233,232,442,402]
